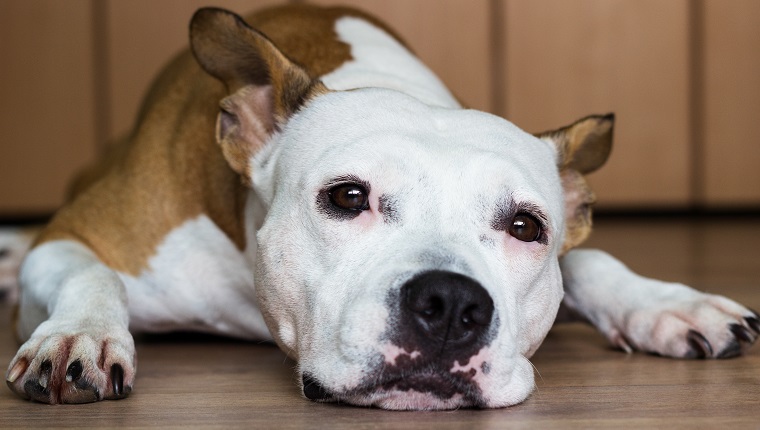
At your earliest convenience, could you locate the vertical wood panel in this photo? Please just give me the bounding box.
[500,0,692,208]
[104,0,286,142]
[306,0,493,112]
[702,0,760,206]
[0,0,98,213]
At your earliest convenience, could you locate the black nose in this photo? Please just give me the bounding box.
[401,270,494,351]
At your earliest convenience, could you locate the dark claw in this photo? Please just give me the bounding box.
[66,360,83,382]
[718,339,742,358]
[686,330,713,359]
[108,364,128,399]
[39,360,52,375]
[730,323,755,344]
[746,315,760,334]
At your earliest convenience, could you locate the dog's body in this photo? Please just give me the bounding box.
[5,5,758,409]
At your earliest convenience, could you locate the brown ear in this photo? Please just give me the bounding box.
[536,114,615,253]
[190,7,325,182]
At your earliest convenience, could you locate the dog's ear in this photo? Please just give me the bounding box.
[190,7,325,182]
[536,114,614,254]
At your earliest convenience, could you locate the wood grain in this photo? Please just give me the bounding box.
[1,218,759,427]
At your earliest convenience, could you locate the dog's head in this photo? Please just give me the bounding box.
[191,8,612,410]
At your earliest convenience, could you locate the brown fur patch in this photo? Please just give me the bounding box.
[559,169,596,255]
[248,4,410,79]
[34,5,386,275]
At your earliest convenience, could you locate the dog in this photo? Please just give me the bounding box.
[5,4,758,410]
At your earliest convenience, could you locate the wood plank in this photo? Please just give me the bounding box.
[307,0,493,112]
[104,0,285,142]
[500,0,692,208]
[2,218,760,426]
[0,0,97,214]
[702,0,760,206]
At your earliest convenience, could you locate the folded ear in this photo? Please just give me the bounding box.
[536,114,615,253]
[190,7,326,183]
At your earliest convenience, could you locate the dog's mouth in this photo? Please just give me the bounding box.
[301,367,485,410]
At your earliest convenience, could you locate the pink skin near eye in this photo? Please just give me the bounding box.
[352,191,380,228]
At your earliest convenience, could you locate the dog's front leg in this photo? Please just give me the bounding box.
[6,240,135,403]
[559,249,759,358]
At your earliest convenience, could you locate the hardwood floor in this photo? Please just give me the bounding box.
[1,217,759,428]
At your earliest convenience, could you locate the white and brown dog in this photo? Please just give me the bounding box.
[5,5,758,410]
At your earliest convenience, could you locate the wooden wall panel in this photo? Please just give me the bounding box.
[104,0,286,143]
[0,0,98,213]
[306,0,493,112]
[1,1,758,216]
[500,0,692,208]
[702,0,760,206]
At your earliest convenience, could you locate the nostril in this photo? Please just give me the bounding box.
[411,295,444,319]
[462,304,491,327]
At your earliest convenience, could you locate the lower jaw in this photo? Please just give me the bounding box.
[336,390,476,411]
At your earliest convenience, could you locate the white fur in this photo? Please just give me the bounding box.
[321,17,460,108]
[121,214,269,340]
[252,86,565,408]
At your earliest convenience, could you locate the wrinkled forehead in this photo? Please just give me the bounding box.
[272,88,561,200]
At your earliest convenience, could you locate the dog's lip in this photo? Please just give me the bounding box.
[332,367,477,402]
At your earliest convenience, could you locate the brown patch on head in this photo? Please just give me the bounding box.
[247,4,410,79]
[537,114,614,254]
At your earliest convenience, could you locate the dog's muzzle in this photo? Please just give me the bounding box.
[302,270,497,406]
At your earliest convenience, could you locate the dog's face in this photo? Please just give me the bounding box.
[190,8,612,409]
[253,88,565,408]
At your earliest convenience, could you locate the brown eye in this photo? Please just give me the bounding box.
[329,184,369,212]
[509,213,542,242]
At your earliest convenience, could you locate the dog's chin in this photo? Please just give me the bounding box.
[306,373,487,410]
[338,390,474,411]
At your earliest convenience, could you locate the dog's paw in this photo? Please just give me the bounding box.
[5,321,135,404]
[610,284,759,359]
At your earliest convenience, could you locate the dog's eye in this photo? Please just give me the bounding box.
[509,213,542,242]
[328,183,369,212]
